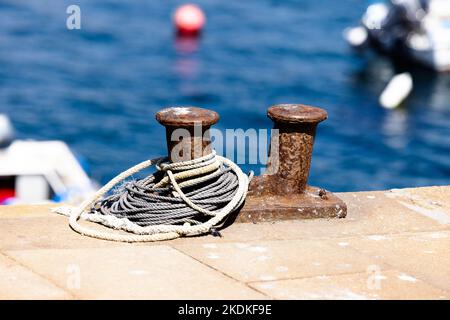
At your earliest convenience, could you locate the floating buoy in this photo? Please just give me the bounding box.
[379,72,413,109]
[173,4,206,36]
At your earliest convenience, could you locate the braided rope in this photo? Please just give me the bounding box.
[53,151,250,242]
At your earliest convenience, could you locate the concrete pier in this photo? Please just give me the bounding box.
[1,185,450,299]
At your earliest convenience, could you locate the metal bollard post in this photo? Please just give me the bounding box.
[237,104,347,222]
[156,106,219,162]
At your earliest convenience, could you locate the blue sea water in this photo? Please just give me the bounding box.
[1,0,450,192]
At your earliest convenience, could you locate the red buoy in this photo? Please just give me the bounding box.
[173,4,205,36]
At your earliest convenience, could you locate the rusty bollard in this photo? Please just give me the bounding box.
[238,104,347,222]
[156,106,219,162]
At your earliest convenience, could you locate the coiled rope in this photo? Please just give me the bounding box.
[53,151,251,242]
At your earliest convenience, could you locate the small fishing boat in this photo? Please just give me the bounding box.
[0,114,97,205]
[345,0,450,72]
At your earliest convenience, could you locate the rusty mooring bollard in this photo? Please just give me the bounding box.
[259,104,327,195]
[156,106,219,162]
[238,104,347,222]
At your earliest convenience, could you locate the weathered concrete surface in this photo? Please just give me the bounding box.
[0,186,450,300]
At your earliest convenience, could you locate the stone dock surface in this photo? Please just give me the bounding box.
[1,186,450,300]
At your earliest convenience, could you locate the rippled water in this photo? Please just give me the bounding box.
[1,0,450,192]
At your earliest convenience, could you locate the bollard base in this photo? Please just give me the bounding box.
[235,186,347,223]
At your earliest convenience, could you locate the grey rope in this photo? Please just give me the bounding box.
[93,152,242,227]
[53,151,252,242]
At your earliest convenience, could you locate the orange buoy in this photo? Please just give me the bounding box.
[173,4,206,36]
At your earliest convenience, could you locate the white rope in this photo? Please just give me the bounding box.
[53,153,249,242]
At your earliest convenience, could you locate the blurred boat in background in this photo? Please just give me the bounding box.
[0,114,97,205]
[344,0,450,72]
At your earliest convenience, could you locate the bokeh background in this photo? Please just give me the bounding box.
[1,0,450,191]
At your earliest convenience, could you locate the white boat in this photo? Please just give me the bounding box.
[0,114,97,205]
[344,0,450,72]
